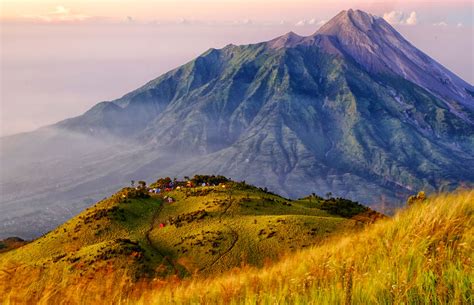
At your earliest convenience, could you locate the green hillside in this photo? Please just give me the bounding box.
[140,189,473,305]
[0,176,379,303]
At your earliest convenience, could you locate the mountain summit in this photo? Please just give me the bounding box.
[314,9,473,108]
[274,9,472,108]
[1,9,473,238]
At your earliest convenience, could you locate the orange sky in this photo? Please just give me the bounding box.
[2,0,472,23]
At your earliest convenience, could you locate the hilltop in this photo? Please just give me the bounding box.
[1,180,471,304]
[0,176,381,303]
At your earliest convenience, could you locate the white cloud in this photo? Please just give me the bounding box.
[51,6,70,15]
[383,11,417,26]
[383,11,404,25]
[405,12,417,25]
[23,6,90,23]
[295,20,307,26]
[433,21,448,27]
[295,18,326,27]
[316,20,327,27]
[457,22,464,28]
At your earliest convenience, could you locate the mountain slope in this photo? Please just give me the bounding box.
[1,9,473,239]
[314,10,474,109]
[0,178,378,303]
[142,189,474,305]
[56,10,474,200]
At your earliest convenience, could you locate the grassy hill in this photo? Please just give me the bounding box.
[136,189,473,304]
[0,177,376,304]
[1,179,471,304]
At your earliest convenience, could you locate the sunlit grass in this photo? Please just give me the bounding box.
[136,190,473,304]
[1,190,471,304]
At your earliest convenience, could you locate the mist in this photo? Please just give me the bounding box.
[1,22,473,137]
[0,124,209,239]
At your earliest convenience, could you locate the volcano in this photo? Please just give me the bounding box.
[1,9,473,238]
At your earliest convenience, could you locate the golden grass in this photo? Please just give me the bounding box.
[1,190,472,304]
[133,190,473,304]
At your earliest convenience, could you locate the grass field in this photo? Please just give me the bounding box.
[0,179,374,304]
[134,189,473,304]
[4,180,468,304]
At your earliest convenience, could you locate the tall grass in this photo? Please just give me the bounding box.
[135,190,473,304]
[1,191,472,304]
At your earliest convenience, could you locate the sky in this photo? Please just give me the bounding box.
[1,0,473,136]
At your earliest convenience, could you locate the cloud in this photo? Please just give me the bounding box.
[295,18,326,27]
[405,12,418,25]
[51,6,70,15]
[316,20,327,27]
[23,6,90,23]
[433,21,448,27]
[457,22,463,28]
[383,11,417,26]
[295,20,306,26]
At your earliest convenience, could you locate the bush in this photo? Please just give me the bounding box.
[150,177,172,189]
[120,187,150,199]
[320,198,368,217]
[190,175,229,186]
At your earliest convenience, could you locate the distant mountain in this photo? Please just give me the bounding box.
[1,9,473,239]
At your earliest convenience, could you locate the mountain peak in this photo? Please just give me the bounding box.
[267,31,303,49]
[309,9,473,106]
[317,9,380,35]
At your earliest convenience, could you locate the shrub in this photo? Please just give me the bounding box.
[320,198,368,217]
[191,175,229,186]
[150,177,172,189]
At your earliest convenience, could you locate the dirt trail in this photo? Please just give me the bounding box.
[200,192,240,272]
[198,228,239,273]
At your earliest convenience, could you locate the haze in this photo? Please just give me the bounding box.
[1,0,473,136]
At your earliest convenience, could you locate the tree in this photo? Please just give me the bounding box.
[326,192,333,199]
[131,180,135,187]
[138,181,147,189]
[152,177,172,188]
